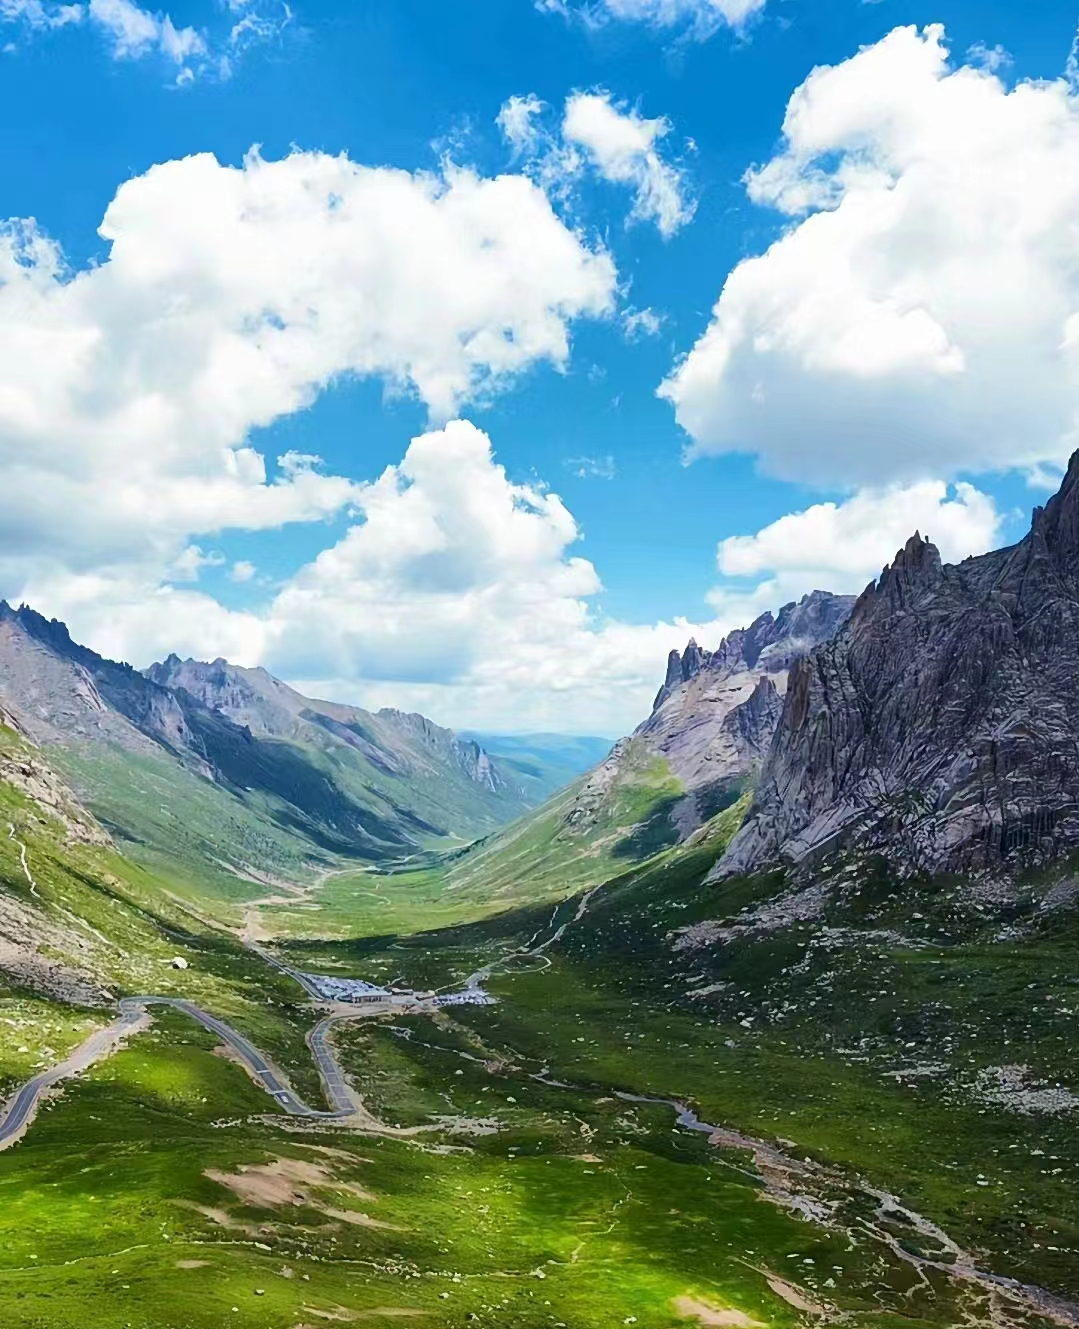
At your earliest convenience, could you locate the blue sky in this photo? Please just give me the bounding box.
[0,0,1077,733]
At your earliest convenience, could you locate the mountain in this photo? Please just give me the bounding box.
[0,604,536,898]
[635,590,856,835]
[146,652,518,805]
[722,451,1079,880]
[378,590,856,928]
[551,589,856,858]
[458,731,614,803]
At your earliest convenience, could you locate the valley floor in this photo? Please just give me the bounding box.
[1,814,1078,1329]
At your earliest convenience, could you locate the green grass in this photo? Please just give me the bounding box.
[277,822,1079,1309]
[0,993,106,1098]
[0,1005,974,1329]
[0,753,329,1103]
[263,742,690,940]
[55,743,336,906]
[5,721,1079,1326]
[395,848,1079,1303]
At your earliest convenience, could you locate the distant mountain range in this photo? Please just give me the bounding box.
[459,732,614,803]
[0,604,568,896]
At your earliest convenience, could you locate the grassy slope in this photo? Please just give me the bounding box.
[55,742,338,907]
[263,737,686,939]
[318,835,1079,1305]
[0,755,943,1329]
[1,1006,935,1329]
[460,732,615,803]
[52,720,540,910]
[5,715,1079,1326]
[32,688,552,912]
[0,731,329,1102]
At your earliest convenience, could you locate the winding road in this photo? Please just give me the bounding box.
[4,858,1079,1329]
[0,993,357,1148]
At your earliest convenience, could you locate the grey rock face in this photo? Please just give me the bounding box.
[0,604,209,771]
[629,590,855,835]
[147,656,512,794]
[721,451,1079,879]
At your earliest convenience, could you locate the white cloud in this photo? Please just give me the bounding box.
[708,479,1003,624]
[967,40,1011,73]
[230,560,257,583]
[497,93,547,158]
[661,24,1079,487]
[0,149,616,678]
[621,305,664,339]
[263,421,712,731]
[537,0,766,39]
[1,0,289,81]
[0,0,80,29]
[88,0,204,65]
[564,454,617,479]
[562,92,695,237]
[170,545,225,582]
[497,90,694,239]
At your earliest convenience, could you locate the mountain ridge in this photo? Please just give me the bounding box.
[0,603,541,894]
[721,451,1079,879]
[621,588,856,836]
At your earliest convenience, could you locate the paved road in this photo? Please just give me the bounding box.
[0,886,415,1148]
[245,939,326,1001]
[0,1005,148,1146]
[125,998,355,1119]
[0,995,355,1148]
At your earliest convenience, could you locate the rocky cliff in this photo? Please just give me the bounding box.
[633,591,855,833]
[567,590,855,840]
[721,452,1079,880]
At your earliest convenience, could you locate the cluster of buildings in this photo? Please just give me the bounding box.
[299,972,497,1009]
[301,975,393,1005]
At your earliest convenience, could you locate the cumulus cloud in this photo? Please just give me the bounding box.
[28,421,716,733]
[661,24,1079,487]
[13,412,1005,733]
[562,92,695,237]
[497,89,694,238]
[0,149,616,682]
[708,480,1003,625]
[537,0,766,39]
[265,422,715,731]
[1,0,289,81]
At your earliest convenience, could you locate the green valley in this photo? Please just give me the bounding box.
[2,716,1077,1329]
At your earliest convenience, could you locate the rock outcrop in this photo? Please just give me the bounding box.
[721,452,1079,879]
[146,657,513,796]
[571,591,855,839]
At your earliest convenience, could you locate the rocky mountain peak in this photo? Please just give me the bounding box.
[851,531,945,624]
[720,456,1079,880]
[1031,447,1079,566]
[634,588,855,837]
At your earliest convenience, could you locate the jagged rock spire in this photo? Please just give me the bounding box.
[720,454,1079,880]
